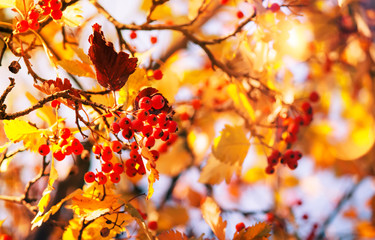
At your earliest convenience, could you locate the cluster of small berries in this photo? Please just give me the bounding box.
[84,143,124,185]
[16,8,40,33]
[39,0,63,20]
[265,91,319,174]
[265,149,303,174]
[38,128,84,161]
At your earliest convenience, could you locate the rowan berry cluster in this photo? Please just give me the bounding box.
[38,128,84,161]
[84,90,178,185]
[39,0,63,20]
[265,92,319,174]
[16,8,40,33]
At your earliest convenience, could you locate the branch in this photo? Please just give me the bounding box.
[0,78,15,106]
[316,179,364,239]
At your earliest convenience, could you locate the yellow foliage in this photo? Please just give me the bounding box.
[158,206,189,230]
[201,197,227,240]
[233,222,271,240]
[26,92,56,126]
[58,59,95,78]
[199,155,238,185]
[212,124,250,165]
[0,0,15,9]
[242,167,267,184]
[158,230,188,240]
[227,83,255,121]
[3,119,47,152]
[61,3,83,27]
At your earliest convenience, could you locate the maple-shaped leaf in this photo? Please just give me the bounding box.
[158,230,188,240]
[34,78,81,110]
[233,222,271,240]
[88,23,138,91]
[201,197,227,240]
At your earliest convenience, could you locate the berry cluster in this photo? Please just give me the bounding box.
[16,8,40,33]
[265,92,319,173]
[83,89,178,185]
[39,0,63,20]
[84,142,124,185]
[38,128,84,161]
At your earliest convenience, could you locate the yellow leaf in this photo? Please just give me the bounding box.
[0,142,11,172]
[147,162,159,199]
[71,46,92,65]
[201,197,227,240]
[158,230,188,240]
[227,84,255,121]
[233,222,271,240]
[357,221,375,238]
[3,119,46,152]
[242,167,266,184]
[0,218,5,227]
[212,124,250,165]
[61,3,83,27]
[118,68,150,109]
[199,155,238,185]
[15,0,33,15]
[0,0,15,9]
[156,139,192,176]
[26,92,56,126]
[158,206,189,230]
[58,59,95,78]
[31,189,82,229]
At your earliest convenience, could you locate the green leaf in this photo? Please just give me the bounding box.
[212,124,250,165]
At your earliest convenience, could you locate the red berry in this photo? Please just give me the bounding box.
[236,11,244,19]
[60,128,71,139]
[151,95,165,109]
[150,150,160,161]
[167,133,178,145]
[53,150,65,161]
[158,142,168,153]
[221,0,229,4]
[130,31,137,39]
[142,124,153,137]
[62,145,72,155]
[72,143,84,155]
[110,172,121,183]
[287,158,298,170]
[287,122,299,135]
[102,162,113,173]
[153,69,163,80]
[168,120,178,132]
[137,109,149,121]
[113,163,124,174]
[122,128,134,140]
[138,163,146,175]
[126,167,137,177]
[84,171,96,183]
[102,151,113,162]
[96,172,107,184]
[302,213,309,220]
[160,120,170,129]
[28,9,40,20]
[125,159,136,169]
[144,136,155,149]
[148,221,158,230]
[130,142,139,150]
[296,199,303,206]
[130,149,140,160]
[131,119,144,132]
[111,122,120,134]
[70,138,81,147]
[191,99,201,110]
[51,9,62,20]
[294,150,302,160]
[17,20,29,33]
[28,19,39,30]
[147,114,158,126]
[93,144,102,155]
[51,99,60,108]
[265,165,275,174]
[309,91,320,102]
[235,222,245,232]
[294,115,304,125]
[42,6,51,15]
[150,36,157,44]
[110,140,122,153]
[301,101,312,114]
[139,97,152,110]
[49,0,62,10]
[269,3,280,12]
[38,144,50,156]
[180,112,190,121]
[160,130,170,141]
[153,127,164,139]
[284,149,296,161]
[157,113,167,126]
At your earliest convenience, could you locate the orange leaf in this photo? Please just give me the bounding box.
[201,197,227,240]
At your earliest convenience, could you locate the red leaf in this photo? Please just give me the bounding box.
[88,23,138,91]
